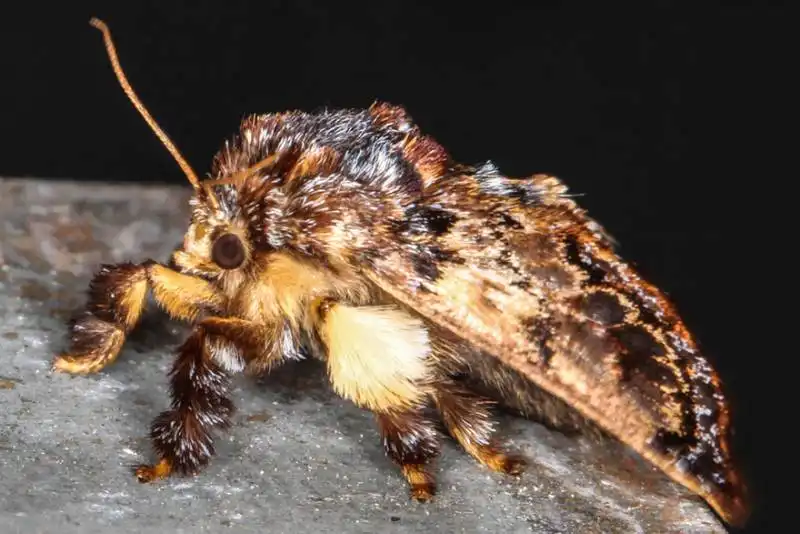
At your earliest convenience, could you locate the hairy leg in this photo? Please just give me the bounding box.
[53,261,222,374]
[309,300,442,499]
[432,379,527,475]
[136,316,278,482]
[135,324,232,482]
[376,409,441,502]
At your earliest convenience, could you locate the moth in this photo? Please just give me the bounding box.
[53,18,749,528]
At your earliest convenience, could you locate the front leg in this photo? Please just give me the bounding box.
[136,316,277,482]
[52,261,222,375]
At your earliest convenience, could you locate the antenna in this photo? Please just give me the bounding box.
[89,18,204,193]
[202,154,279,189]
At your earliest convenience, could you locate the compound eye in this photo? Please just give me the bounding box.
[212,233,245,269]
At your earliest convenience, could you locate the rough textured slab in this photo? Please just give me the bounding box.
[0,178,726,533]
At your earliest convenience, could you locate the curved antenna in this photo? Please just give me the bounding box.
[203,154,279,190]
[89,17,202,192]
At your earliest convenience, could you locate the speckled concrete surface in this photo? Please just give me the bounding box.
[0,178,726,533]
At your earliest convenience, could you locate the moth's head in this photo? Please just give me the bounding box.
[171,201,252,280]
[172,147,290,280]
[172,148,288,280]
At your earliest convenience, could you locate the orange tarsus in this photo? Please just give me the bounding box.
[134,458,173,483]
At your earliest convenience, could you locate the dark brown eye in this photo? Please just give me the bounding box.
[212,233,245,269]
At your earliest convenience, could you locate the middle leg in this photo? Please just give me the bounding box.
[136,316,281,482]
[310,300,442,500]
[376,409,441,502]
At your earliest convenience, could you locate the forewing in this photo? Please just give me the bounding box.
[361,172,748,527]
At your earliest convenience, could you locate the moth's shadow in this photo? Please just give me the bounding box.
[250,358,412,479]
[250,357,337,405]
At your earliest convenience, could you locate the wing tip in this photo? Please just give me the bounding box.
[706,483,751,529]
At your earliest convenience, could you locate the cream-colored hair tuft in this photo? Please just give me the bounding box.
[321,304,432,413]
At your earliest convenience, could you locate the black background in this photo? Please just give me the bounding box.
[1,2,787,532]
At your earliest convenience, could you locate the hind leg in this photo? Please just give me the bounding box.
[433,379,527,476]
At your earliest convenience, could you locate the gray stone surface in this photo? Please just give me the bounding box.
[0,177,726,533]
